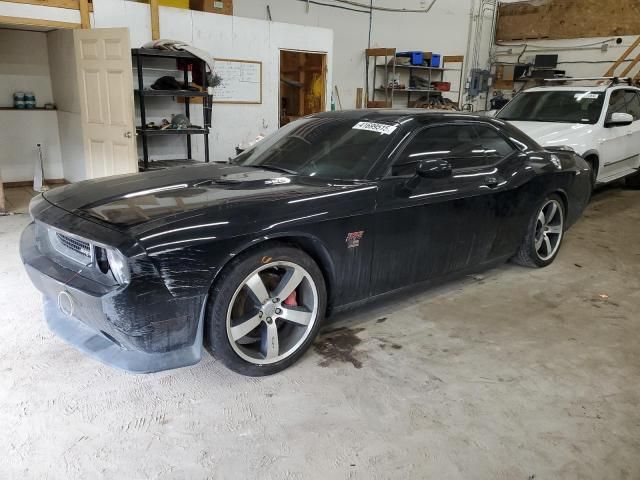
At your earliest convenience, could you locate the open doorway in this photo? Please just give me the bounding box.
[279,50,327,126]
[0,26,135,188]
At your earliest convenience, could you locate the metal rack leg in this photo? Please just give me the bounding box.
[203,58,210,163]
[184,66,192,160]
[136,52,149,170]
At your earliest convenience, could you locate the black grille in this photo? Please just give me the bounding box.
[55,232,91,258]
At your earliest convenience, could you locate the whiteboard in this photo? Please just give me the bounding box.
[212,58,262,104]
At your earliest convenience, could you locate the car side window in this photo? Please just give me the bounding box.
[606,89,640,120]
[391,124,485,176]
[472,125,516,161]
[626,92,640,120]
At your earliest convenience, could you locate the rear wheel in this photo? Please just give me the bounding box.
[512,194,565,268]
[206,245,326,376]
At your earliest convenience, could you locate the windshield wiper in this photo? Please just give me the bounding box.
[240,164,298,175]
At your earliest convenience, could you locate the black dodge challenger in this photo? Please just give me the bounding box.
[21,110,591,375]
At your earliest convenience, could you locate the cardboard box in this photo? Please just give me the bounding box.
[132,0,190,9]
[189,0,233,15]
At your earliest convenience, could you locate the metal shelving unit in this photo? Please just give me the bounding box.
[366,49,464,108]
[132,48,212,170]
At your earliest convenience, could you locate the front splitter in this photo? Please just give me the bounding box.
[43,297,203,374]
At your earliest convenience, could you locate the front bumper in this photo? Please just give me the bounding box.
[20,221,204,373]
[42,297,203,373]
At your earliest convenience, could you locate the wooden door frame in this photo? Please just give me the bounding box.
[278,48,328,127]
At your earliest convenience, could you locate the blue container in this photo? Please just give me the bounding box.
[397,51,424,66]
[430,54,442,68]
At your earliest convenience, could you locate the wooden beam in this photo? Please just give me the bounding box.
[610,36,640,76]
[366,48,396,57]
[355,87,363,109]
[0,0,93,11]
[78,0,90,28]
[0,15,80,29]
[443,55,464,63]
[150,0,160,40]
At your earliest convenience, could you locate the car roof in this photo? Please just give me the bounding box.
[312,109,486,124]
[523,84,640,93]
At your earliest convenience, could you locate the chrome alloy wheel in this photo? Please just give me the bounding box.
[534,199,564,261]
[226,261,319,365]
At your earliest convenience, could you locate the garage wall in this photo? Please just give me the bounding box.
[0,28,64,183]
[234,0,475,109]
[0,29,54,108]
[93,0,333,163]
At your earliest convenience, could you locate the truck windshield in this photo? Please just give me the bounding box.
[233,117,399,180]
[497,90,605,124]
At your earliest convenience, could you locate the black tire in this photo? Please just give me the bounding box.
[512,193,566,268]
[625,170,640,189]
[205,244,326,376]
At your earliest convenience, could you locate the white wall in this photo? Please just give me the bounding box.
[0,29,64,182]
[93,0,333,162]
[48,29,86,183]
[234,0,474,109]
[0,110,63,182]
[0,29,54,107]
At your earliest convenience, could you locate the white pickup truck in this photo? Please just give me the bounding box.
[496,80,640,188]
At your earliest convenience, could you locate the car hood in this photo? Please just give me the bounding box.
[506,121,596,152]
[43,163,368,231]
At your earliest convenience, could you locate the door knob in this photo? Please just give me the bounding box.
[124,131,133,138]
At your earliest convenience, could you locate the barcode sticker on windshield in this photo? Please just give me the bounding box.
[574,93,599,100]
[353,121,398,135]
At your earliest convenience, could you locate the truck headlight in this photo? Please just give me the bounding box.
[105,248,130,284]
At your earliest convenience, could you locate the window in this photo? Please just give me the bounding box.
[497,90,605,124]
[391,124,513,176]
[473,125,515,159]
[606,90,640,120]
[234,117,399,180]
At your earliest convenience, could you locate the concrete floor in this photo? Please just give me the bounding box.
[1,185,639,479]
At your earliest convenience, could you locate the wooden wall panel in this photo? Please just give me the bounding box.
[497,0,640,41]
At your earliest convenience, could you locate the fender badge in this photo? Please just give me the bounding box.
[346,231,364,249]
[57,290,74,317]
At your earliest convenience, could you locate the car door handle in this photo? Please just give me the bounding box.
[484,176,499,188]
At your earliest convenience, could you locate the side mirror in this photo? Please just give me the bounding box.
[605,112,633,127]
[416,159,453,179]
[404,159,452,190]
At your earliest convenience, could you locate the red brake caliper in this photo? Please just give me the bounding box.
[283,290,298,307]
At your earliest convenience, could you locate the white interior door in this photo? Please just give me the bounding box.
[74,28,136,179]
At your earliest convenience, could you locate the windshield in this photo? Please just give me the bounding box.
[497,90,605,124]
[233,117,400,180]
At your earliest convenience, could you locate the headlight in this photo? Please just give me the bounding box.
[105,248,130,284]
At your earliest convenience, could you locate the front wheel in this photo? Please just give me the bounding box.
[206,245,326,376]
[512,194,565,268]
